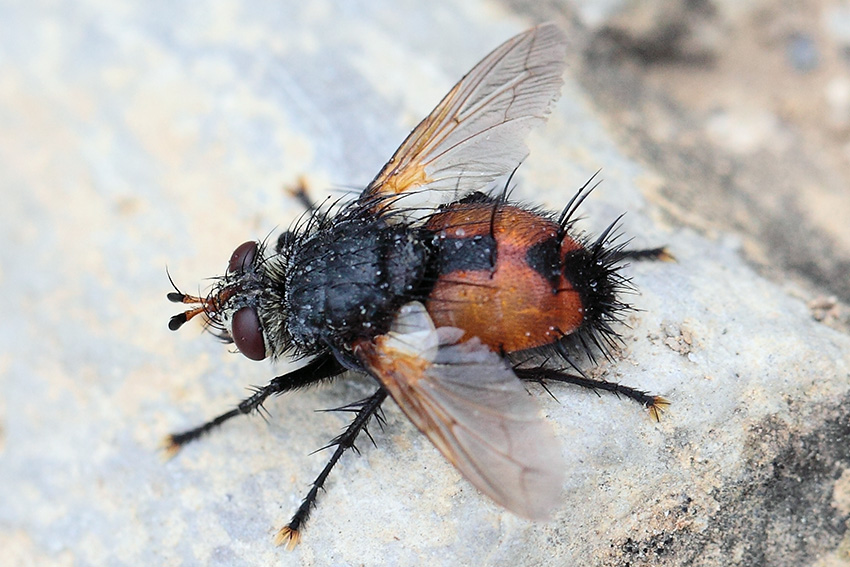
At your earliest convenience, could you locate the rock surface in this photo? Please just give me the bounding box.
[1,1,848,566]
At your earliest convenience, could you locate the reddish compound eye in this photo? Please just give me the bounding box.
[228,241,258,274]
[232,306,266,360]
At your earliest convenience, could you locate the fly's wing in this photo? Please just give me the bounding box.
[355,302,565,520]
[361,23,568,216]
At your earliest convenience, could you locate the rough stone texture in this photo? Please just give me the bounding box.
[1,1,848,566]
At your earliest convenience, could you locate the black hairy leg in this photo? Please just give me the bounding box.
[285,176,319,213]
[513,366,668,421]
[610,246,675,263]
[275,387,389,550]
[164,353,346,456]
[276,178,328,255]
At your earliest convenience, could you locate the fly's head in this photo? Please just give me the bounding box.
[168,240,289,361]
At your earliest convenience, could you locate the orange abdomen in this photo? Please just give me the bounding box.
[424,201,586,353]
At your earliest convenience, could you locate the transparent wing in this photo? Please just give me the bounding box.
[362,23,568,215]
[355,303,565,519]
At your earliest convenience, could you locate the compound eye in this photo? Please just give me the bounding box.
[228,241,258,274]
[232,306,266,360]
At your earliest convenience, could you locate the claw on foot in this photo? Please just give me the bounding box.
[656,248,677,263]
[648,396,670,422]
[160,434,182,460]
[274,525,301,550]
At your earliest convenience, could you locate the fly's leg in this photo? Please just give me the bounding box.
[285,176,319,212]
[275,387,389,550]
[277,178,325,255]
[513,366,668,421]
[610,247,675,263]
[164,353,345,456]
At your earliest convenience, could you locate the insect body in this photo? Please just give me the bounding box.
[426,194,614,353]
[166,23,668,548]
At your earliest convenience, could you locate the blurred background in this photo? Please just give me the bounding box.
[561,0,850,321]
